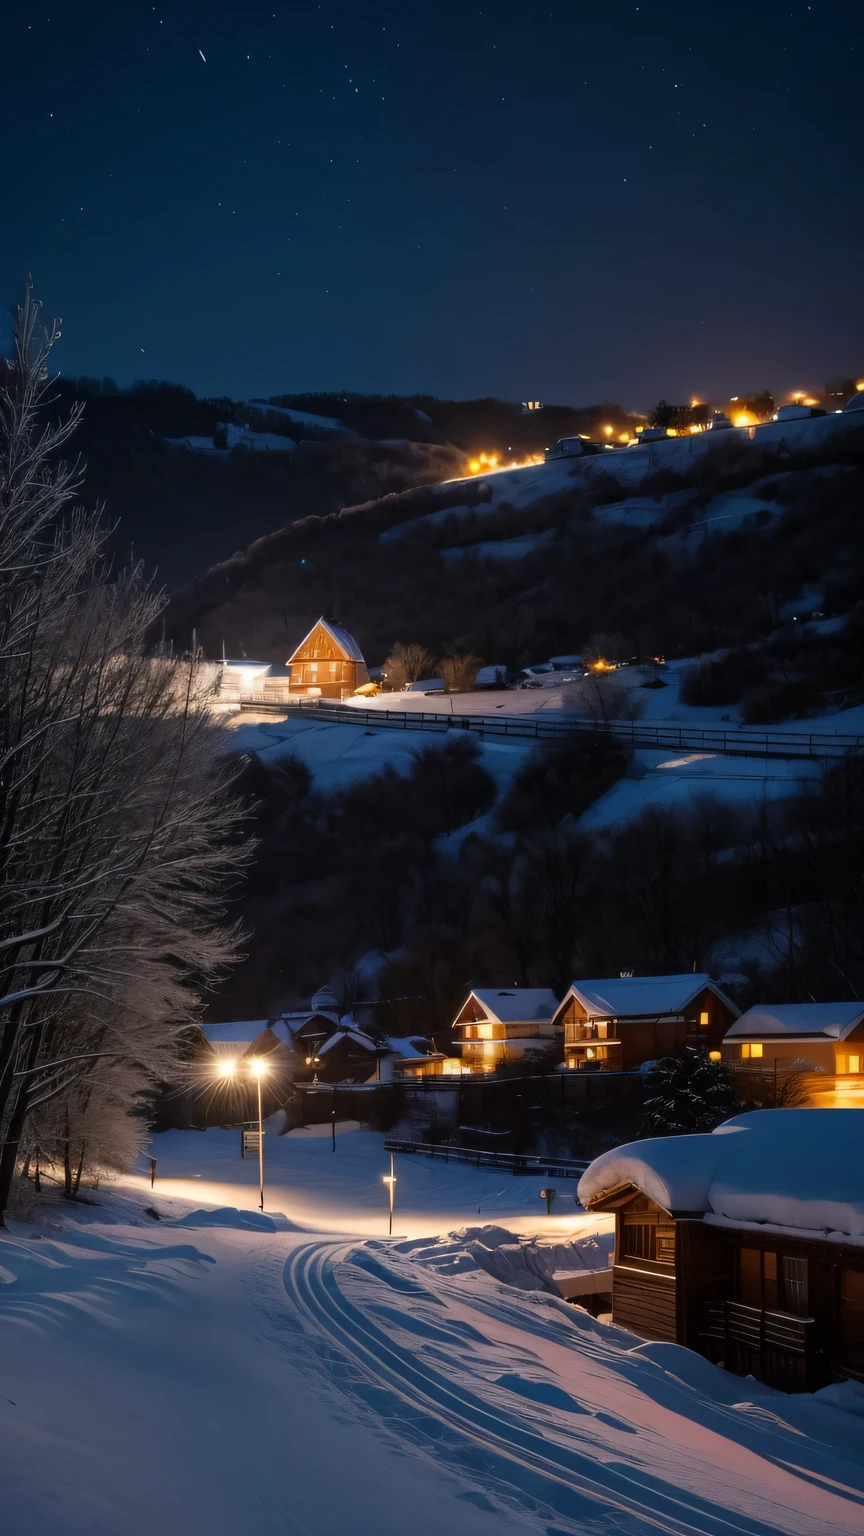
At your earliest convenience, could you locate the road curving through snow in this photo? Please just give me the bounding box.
[283,1238,864,1536]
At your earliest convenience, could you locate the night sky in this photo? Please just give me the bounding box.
[3,1,862,409]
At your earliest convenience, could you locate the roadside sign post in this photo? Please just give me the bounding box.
[540,1187,557,1215]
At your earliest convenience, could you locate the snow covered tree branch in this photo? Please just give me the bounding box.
[0,286,249,1220]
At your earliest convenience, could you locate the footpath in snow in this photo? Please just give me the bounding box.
[3,1125,864,1535]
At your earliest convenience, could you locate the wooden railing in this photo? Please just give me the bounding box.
[384,1137,590,1177]
[237,696,864,761]
[706,1299,814,1356]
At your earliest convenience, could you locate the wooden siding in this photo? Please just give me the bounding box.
[613,1264,677,1341]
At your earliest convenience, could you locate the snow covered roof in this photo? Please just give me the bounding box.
[287,618,365,665]
[556,974,737,1022]
[318,1028,379,1055]
[725,1002,864,1041]
[384,1036,430,1059]
[200,1020,293,1051]
[465,988,560,1025]
[578,1109,864,1243]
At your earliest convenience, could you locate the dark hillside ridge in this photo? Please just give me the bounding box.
[164,422,864,679]
[50,379,632,587]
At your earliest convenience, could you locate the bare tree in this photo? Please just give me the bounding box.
[380,641,436,689]
[0,287,247,1221]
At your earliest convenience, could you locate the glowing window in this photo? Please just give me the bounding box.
[741,1043,763,1059]
[849,1054,861,1075]
[699,1011,709,1027]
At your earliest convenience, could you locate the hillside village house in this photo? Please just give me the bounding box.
[578,1109,864,1392]
[452,989,561,1073]
[219,617,369,704]
[721,1002,864,1108]
[553,974,738,1071]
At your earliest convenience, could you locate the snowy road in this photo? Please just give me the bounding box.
[4,1129,864,1535]
[283,1235,864,1536]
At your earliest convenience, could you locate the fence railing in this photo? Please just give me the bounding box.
[384,1136,590,1177]
[237,696,864,760]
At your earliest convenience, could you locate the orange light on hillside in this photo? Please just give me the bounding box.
[790,391,806,402]
[689,423,703,434]
[802,396,819,407]
[589,658,615,673]
[690,398,702,407]
[733,410,757,427]
[603,424,614,436]
[619,432,630,442]
[857,381,864,392]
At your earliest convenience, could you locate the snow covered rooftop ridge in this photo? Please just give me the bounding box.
[725,1002,864,1040]
[468,988,560,1023]
[578,1110,864,1243]
[287,617,365,664]
[559,974,736,1020]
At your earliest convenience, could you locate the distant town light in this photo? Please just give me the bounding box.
[603,424,614,436]
[856,381,864,391]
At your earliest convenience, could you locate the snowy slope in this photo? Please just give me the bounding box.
[225,713,535,795]
[4,1126,864,1535]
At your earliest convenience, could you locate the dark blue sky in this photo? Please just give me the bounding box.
[3,0,862,409]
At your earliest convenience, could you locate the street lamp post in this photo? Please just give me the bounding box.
[215,1055,268,1212]
[249,1058,267,1211]
[383,1151,397,1236]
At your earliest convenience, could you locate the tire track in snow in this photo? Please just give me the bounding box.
[283,1240,788,1536]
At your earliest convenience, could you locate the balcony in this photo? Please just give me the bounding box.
[705,1300,819,1390]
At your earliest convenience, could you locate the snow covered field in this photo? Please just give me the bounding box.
[3,1126,864,1535]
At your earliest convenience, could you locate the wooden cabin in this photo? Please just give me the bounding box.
[451,988,561,1074]
[285,617,369,699]
[553,974,738,1071]
[579,1109,864,1391]
[721,1002,864,1108]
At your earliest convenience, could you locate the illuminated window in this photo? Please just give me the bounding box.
[699,1011,709,1027]
[741,1042,763,1059]
[849,1054,861,1075]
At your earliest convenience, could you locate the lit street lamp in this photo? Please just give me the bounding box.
[249,1058,268,1211]
[382,1151,397,1236]
[215,1054,268,1211]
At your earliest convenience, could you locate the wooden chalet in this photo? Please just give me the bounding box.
[579,1109,864,1392]
[451,988,561,1074]
[285,617,369,699]
[721,1002,864,1108]
[553,974,738,1071]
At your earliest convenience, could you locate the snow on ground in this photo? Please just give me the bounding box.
[134,1126,592,1239]
[4,1125,864,1535]
[578,750,820,830]
[223,713,535,795]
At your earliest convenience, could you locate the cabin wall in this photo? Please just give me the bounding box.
[612,1199,678,1342]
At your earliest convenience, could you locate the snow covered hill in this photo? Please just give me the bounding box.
[4,1126,864,1535]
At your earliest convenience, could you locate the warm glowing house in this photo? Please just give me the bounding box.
[285,617,369,699]
[553,974,739,1071]
[452,989,561,1074]
[579,1109,864,1392]
[721,1002,864,1108]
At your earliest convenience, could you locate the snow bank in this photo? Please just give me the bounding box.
[392,1222,613,1296]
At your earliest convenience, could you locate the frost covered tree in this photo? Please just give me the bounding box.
[0,287,247,1221]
